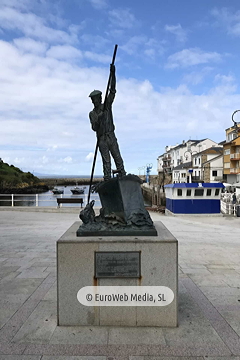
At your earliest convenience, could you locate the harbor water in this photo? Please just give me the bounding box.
[0,185,100,208]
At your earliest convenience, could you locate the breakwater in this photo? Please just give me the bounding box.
[0,184,49,194]
[41,177,103,187]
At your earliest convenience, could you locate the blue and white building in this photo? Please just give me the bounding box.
[164,183,224,215]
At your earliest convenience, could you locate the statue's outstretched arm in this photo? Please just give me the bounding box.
[106,64,116,107]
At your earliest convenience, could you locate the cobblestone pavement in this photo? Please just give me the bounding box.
[0,210,240,359]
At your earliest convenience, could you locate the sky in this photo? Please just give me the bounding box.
[1,0,240,176]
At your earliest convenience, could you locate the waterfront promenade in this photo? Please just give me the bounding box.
[0,208,240,359]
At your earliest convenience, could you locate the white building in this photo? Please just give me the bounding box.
[157,138,221,175]
[172,147,223,183]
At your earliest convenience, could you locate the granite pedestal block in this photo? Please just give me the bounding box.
[57,220,178,327]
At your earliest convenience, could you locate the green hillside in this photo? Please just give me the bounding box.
[0,158,40,189]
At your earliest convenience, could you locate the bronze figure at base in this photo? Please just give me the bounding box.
[77,174,157,237]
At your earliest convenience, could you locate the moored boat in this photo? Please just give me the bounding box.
[70,186,85,195]
[52,187,64,195]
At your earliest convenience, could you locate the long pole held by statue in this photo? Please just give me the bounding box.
[87,44,118,204]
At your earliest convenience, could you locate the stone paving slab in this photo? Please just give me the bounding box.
[0,356,41,360]
[0,210,240,358]
[129,357,240,360]
[12,300,57,344]
[42,357,107,360]
[129,357,205,360]
[49,326,108,345]
[108,327,166,345]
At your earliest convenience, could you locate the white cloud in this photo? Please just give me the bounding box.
[211,7,240,37]
[183,67,213,85]
[0,0,31,11]
[46,45,111,63]
[0,6,78,44]
[165,24,188,43]
[59,156,72,163]
[47,45,82,59]
[42,156,49,164]
[86,152,94,161]
[166,48,222,69]
[13,157,25,164]
[13,37,47,55]
[81,34,110,51]
[121,36,165,60]
[47,145,58,151]
[108,8,139,29]
[214,74,235,84]
[84,51,111,64]
[89,0,107,10]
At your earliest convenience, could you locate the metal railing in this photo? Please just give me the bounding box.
[0,194,41,207]
[221,200,238,216]
[0,193,93,207]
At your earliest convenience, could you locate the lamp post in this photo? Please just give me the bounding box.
[232,110,240,135]
[146,163,152,184]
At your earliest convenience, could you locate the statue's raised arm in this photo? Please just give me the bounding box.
[105,64,116,108]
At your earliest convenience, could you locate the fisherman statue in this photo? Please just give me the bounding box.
[88,64,126,181]
[77,45,157,237]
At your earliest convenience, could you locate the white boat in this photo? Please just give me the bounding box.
[70,186,85,195]
[52,187,64,195]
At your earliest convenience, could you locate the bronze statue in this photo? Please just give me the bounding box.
[88,64,126,181]
[78,45,157,237]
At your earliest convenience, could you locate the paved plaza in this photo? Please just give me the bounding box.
[0,208,240,359]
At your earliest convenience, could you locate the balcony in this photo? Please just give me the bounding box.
[230,168,240,174]
[230,153,240,160]
[163,155,171,160]
[191,176,204,182]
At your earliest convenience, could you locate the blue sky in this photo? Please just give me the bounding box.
[1,0,240,176]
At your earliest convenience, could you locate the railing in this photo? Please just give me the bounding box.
[213,176,224,181]
[191,176,204,182]
[230,153,240,160]
[221,200,238,216]
[230,168,240,174]
[0,194,41,207]
[0,193,97,207]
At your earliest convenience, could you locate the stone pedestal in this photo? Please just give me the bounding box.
[57,221,178,327]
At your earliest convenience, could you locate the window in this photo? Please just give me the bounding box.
[198,158,200,164]
[187,189,191,196]
[194,158,197,165]
[181,173,185,178]
[224,149,230,155]
[212,170,217,176]
[206,189,212,196]
[215,189,220,196]
[177,189,182,196]
[224,163,230,168]
[195,189,204,196]
[227,133,235,142]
